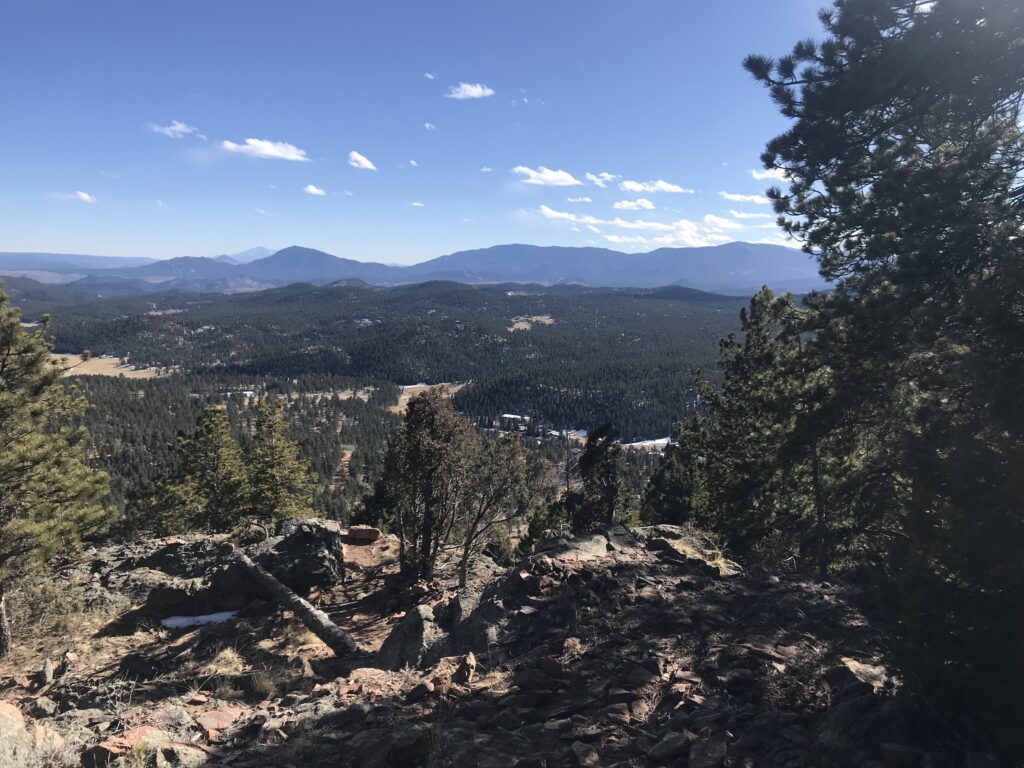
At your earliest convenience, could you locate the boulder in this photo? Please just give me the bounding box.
[378,604,449,670]
[533,533,609,562]
[649,731,695,761]
[0,701,35,766]
[249,518,346,594]
[347,525,383,544]
[28,696,59,718]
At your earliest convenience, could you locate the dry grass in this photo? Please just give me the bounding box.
[20,739,80,768]
[658,525,742,577]
[201,646,245,677]
[248,669,279,699]
[49,354,168,379]
[507,314,555,332]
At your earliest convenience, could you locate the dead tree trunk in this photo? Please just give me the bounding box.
[235,551,358,658]
[0,583,12,659]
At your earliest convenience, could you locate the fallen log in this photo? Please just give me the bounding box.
[235,550,359,658]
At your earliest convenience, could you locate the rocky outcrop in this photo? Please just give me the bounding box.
[377,604,449,670]
[0,523,993,768]
[248,518,347,594]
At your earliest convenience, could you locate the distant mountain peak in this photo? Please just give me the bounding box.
[2,242,827,296]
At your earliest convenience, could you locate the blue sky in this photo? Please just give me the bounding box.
[0,1,823,263]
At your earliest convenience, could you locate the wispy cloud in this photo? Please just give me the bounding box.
[567,196,592,203]
[52,190,96,204]
[538,204,737,249]
[148,120,205,140]
[222,138,310,162]
[613,198,655,211]
[424,72,435,80]
[620,179,692,194]
[424,122,437,131]
[480,166,493,173]
[586,172,619,188]
[445,82,495,100]
[513,165,583,186]
[348,150,377,170]
[254,207,275,217]
[720,191,771,204]
[155,198,171,211]
[750,167,789,181]
[703,214,742,229]
[303,184,326,196]
[730,209,773,219]
[409,159,418,167]
[410,201,425,207]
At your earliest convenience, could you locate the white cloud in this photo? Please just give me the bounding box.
[730,209,772,219]
[538,204,736,249]
[424,122,437,131]
[480,166,493,173]
[586,224,601,234]
[567,196,592,203]
[53,190,96,203]
[348,150,377,170]
[445,82,496,100]
[720,191,771,204]
[254,207,275,217]
[604,234,651,247]
[703,214,742,229]
[613,198,655,211]
[155,198,169,210]
[148,120,204,140]
[424,72,435,80]
[513,165,583,186]
[750,167,789,181]
[586,172,619,188]
[410,201,425,207]
[303,184,326,196]
[620,179,692,194]
[409,159,418,167]
[222,138,310,162]
[538,205,603,226]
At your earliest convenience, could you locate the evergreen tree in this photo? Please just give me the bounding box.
[247,400,315,522]
[157,407,249,533]
[733,0,1024,755]
[644,417,712,526]
[373,389,478,580]
[572,423,626,532]
[457,434,528,587]
[0,287,110,657]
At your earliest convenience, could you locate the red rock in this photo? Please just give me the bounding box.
[347,525,383,543]
[82,726,170,766]
[196,704,247,737]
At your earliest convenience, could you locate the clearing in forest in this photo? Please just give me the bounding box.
[49,354,168,379]
[507,314,555,332]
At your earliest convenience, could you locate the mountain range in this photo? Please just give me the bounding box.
[0,242,826,296]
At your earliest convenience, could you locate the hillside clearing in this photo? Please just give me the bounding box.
[49,354,168,379]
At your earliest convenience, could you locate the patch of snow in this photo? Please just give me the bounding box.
[160,611,239,629]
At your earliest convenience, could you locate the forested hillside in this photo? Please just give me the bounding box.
[35,281,745,439]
